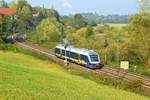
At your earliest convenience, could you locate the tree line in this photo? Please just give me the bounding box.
[81,13,128,25]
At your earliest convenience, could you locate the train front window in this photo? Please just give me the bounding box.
[90,55,99,62]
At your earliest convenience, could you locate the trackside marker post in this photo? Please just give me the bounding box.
[120,61,129,70]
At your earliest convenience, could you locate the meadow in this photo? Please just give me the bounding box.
[0,51,149,100]
[107,23,127,28]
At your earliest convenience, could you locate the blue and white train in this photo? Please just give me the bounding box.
[54,44,103,69]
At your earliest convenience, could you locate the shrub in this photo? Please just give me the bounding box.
[0,39,6,50]
[125,79,143,92]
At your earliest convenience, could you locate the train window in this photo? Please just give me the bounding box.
[66,51,70,57]
[70,52,73,58]
[90,55,99,62]
[70,52,79,59]
[55,48,60,54]
[80,55,89,62]
[62,50,65,56]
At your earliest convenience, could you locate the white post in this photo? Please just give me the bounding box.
[64,44,68,66]
[120,61,129,70]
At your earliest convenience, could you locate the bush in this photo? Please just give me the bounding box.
[125,79,143,92]
[0,39,6,50]
[75,27,94,38]
[36,18,61,43]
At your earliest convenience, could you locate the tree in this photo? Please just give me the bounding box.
[0,0,8,8]
[0,14,13,39]
[139,0,150,13]
[0,15,3,35]
[36,17,61,42]
[128,13,150,65]
[88,19,97,27]
[3,15,13,34]
[17,0,28,10]
[76,27,87,37]
[47,8,60,22]
[16,0,33,33]
[0,1,13,40]
[73,14,87,29]
[9,1,18,11]
[61,16,74,26]
[76,27,94,38]
[61,16,76,36]
[85,27,94,38]
[127,0,150,65]
[95,24,112,34]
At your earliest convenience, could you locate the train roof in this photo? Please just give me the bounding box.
[55,44,98,56]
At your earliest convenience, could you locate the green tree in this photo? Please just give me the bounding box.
[47,8,60,22]
[139,0,150,13]
[76,27,94,38]
[9,1,18,11]
[128,13,150,65]
[0,0,13,40]
[3,15,13,34]
[85,27,94,38]
[88,19,97,27]
[95,24,113,34]
[0,15,13,39]
[61,16,76,36]
[122,1,150,66]
[16,0,33,33]
[61,16,74,26]
[73,14,87,29]
[0,0,8,8]
[36,17,61,42]
[0,15,3,36]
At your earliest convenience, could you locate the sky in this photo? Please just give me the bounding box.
[7,0,139,15]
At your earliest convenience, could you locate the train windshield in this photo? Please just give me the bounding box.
[90,55,99,62]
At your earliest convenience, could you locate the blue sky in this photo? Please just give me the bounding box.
[8,0,139,15]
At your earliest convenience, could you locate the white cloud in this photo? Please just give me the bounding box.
[62,0,72,9]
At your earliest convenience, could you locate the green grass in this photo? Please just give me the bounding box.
[107,23,127,28]
[0,51,149,100]
[109,61,150,77]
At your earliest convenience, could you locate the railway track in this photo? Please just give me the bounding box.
[14,40,150,93]
[96,67,150,89]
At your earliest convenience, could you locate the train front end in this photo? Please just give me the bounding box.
[87,51,102,69]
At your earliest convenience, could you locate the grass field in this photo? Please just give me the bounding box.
[0,51,149,100]
[107,23,127,28]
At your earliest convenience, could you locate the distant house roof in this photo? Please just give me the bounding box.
[32,12,39,17]
[0,8,15,16]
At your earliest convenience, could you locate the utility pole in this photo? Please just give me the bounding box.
[63,33,69,66]
[104,39,108,64]
[64,42,68,66]
[62,23,69,66]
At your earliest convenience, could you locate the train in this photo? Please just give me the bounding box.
[54,44,103,69]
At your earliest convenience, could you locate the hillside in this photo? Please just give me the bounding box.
[0,51,149,100]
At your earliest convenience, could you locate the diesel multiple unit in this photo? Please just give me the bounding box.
[55,44,102,69]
